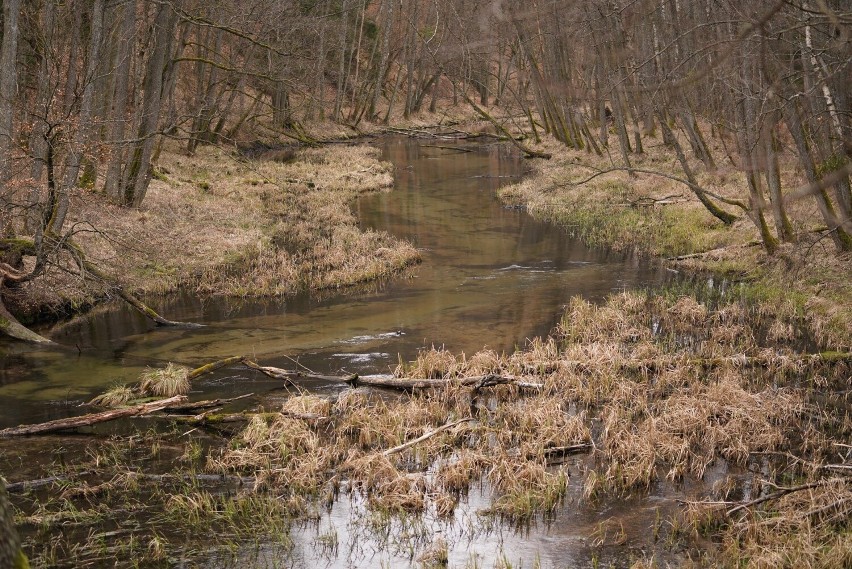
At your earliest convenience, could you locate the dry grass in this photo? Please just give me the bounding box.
[10,285,849,566]
[87,384,134,407]
[138,363,191,397]
[14,142,420,318]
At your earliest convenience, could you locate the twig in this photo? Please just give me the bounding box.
[726,480,832,516]
[382,417,475,456]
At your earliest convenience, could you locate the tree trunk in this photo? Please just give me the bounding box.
[369,0,395,120]
[104,0,136,202]
[783,97,852,251]
[333,0,350,122]
[25,0,56,232]
[656,109,737,225]
[0,0,21,236]
[50,0,105,234]
[763,122,795,242]
[120,2,178,207]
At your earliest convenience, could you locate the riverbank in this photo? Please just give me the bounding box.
[498,136,852,351]
[8,142,420,324]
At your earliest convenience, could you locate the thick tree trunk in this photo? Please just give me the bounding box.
[120,3,178,207]
[0,277,53,343]
[783,97,852,251]
[25,0,57,232]
[369,0,395,120]
[104,0,136,202]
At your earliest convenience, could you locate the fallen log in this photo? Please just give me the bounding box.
[6,471,93,494]
[159,392,254,413]
[187,356,246,380]
[0,395,187,437]
[132,472,256,488]
[543,443,594,465]
[0,284,54,344]
[157,409,329,426]
[347,373,543,391]
[85,356,248,406]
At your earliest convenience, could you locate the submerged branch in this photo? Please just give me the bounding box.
[726,479,836,517]
[0,395,187,437]
[347,373,543,391]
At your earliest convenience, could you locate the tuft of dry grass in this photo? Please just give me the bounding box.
[87,384,135,407]
[138,363,191,397]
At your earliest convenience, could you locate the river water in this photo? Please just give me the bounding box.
[1,138,674,568]
[0,138,664,429]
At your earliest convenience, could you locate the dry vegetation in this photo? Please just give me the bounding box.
[11,287,849,566]
[8,142,420,322]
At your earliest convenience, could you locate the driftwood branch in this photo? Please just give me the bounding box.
[6,472,94,493]
[667,240,763,261]
[0,395,187,437]
[347,373,543,391]
[543,443,594,465]
[240,359,336,385]
[160,392,254,413]
[726,479,834,516]
[187,356,245,380]
[382,417,475,456]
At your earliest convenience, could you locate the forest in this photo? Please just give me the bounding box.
[1,0,851,567]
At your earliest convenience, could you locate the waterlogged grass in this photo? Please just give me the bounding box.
[5,290,849,566]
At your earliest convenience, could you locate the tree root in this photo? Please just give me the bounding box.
[0,236,201,344]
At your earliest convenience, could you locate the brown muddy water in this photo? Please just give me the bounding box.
[1,138,676,567]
